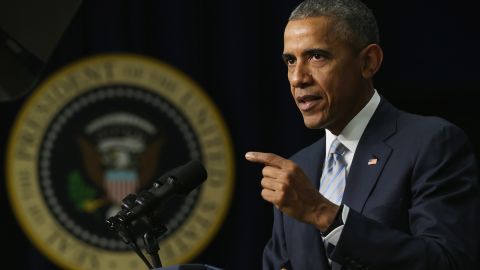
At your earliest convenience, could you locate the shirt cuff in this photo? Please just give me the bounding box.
[323,204,350,246]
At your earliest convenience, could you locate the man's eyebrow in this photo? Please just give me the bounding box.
[281,53,294,61]
[303,48,332,57]
[281,48,332,61]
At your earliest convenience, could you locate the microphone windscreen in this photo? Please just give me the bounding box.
[168,160,207,194]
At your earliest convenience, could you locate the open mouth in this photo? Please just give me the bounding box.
[296,95,322,111]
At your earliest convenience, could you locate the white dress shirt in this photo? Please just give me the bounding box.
[322,89,381,246]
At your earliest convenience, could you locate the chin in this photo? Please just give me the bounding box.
[303,117,325,130]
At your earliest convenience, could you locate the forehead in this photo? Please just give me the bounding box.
[283,17,339,52]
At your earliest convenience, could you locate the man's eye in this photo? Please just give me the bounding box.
[312,53,324,60]
[284,58,295,65]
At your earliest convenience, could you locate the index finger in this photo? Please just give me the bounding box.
[245,151,289,168]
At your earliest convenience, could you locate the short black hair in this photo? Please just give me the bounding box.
[290,0,379,52]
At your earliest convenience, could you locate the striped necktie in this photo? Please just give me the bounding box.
[319,139,348,205]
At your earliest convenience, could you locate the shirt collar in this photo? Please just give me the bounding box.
[325,90,381,154]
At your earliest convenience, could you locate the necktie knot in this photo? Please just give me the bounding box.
[329,139,348,156]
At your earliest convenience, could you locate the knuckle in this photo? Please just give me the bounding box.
[260,177,269,187]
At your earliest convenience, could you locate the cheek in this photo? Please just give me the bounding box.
[312,72,334,99]
[312,66,333,87]
[318,79,343,117]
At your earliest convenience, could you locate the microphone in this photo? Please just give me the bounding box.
[107,160,207,228]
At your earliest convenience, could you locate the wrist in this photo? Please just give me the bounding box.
[320,204,344,236]
[312,200,341,232]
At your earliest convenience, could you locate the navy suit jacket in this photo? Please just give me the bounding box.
[263,99,480,270]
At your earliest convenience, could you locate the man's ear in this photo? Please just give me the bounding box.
[360,44,383,79]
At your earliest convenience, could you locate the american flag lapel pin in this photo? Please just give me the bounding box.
[368,157,378,165]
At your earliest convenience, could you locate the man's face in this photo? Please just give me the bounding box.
[283,17,370,133]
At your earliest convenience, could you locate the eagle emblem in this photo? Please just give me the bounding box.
[76,112,165,217]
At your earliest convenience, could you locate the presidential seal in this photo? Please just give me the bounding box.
[6,54,234,270]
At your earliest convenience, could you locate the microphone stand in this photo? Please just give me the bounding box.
[142,214,167,268]
[106,193,168,270]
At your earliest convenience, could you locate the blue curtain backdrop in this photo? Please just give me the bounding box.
[1,0,479,269]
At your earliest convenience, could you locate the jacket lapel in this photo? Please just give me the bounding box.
[342,99,397,213]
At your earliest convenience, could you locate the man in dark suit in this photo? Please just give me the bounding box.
[245,0,480,269]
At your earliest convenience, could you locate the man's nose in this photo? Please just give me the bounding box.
[290,62,312,88]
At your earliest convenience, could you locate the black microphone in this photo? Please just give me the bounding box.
[107,160,207,227]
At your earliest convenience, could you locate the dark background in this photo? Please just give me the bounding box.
[1,0,479,269]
